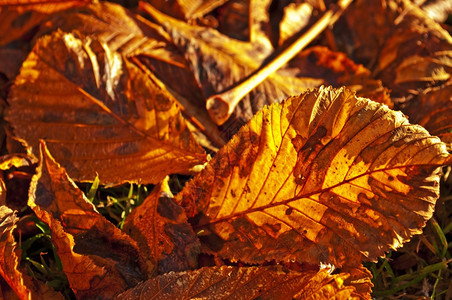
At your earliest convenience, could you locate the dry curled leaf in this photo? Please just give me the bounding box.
[117,265,369,300]
[5,30,206,185]
[27,142,148,298]
[0,206,65,300]
[123,177,201,275]
[177,86,451,267]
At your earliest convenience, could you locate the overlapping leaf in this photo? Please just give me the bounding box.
[402,83,452,151]
[0,0,91,46]
[0,206,65,299]
[37,2,177,59]
[6,30,206,184]
[287,46,392,107]
[28,143,148,298]
[143,3,321,129]
[177,86,451,267]
[123,177,200,275]
[117,265,369,299]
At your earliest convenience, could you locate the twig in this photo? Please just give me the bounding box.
[206,0,354,125]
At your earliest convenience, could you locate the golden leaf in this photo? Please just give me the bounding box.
[123,177,200,275]
[177,86,451,267]
[5,30,206,185]
[28,142,148,298]
[0,206,65,300]
[117,265,369,299]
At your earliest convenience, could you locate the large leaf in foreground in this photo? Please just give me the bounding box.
[117,265,369,299]
[6,30,206,185]
[28,143,148,298]
[177,86,451,267]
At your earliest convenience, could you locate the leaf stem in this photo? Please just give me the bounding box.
[206,0,354,125]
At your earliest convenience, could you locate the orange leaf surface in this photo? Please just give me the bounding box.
[177,86,451,267]
[117,265,369,299]
[28,142,148,298]
[0,206,65,300]
[0,0,91,45]
[123,177,200,274]
[5,30,206,185]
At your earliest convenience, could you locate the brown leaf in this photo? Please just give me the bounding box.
[141,0,227,20]
[143,3,321,134]
[123,176,201,275]
[5,30,206,185]
[0,0,91,46]
[28,142,148,298]
[177,86,451,267]
[402,83,452,151]
[286,46,392,107]
[38,2,176,58]
[117,265,368,299]
[0,206,65,300]
[338,0,452,101]
[36,2,226,148]
[0,154,36,210]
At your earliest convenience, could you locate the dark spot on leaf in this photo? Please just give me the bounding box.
[285,207,293,215]
[73,228,146,287]
[198,226,225,253]
[159,223,200,273]
[388,176,394,181]
[34,181,53,208]
[114,143,139,155]
[12,10,32,28]
[157,195,183,221]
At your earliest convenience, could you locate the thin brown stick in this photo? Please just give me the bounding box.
[206,0,354,125]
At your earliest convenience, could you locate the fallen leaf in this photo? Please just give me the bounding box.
[117,265,368,299]
[286,46,392,107]
[27,142,148,298]
[402,83,452,151]
[38,2,176,59]
[0,206,65,300]
[0,0,91,46]
[6,30,206,184]
[177,86,451,267]
[141,0,227,20]
[142,3,321,132]
[123,176,201,275]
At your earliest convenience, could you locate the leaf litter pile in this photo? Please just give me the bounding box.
[0,0,451,299]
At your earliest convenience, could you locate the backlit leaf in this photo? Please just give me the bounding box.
[177,86,451,267]
[117,265,369,299]
[28,142,148,298]
[6,30,206,185]
[123,177,201,274]
[0,206,65,300]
